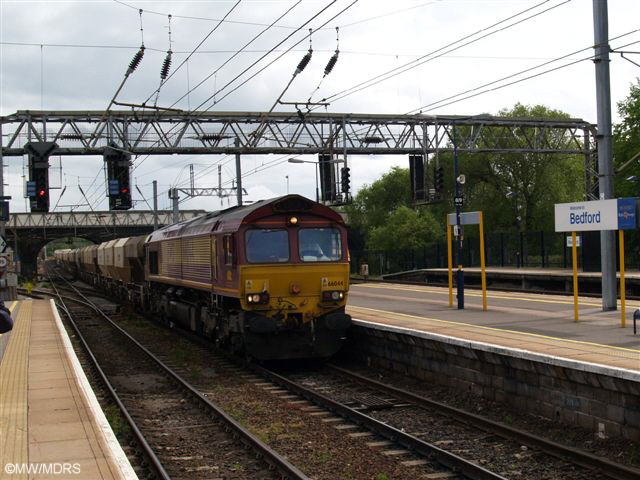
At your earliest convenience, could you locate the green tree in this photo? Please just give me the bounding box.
[368,206,441,251]
[614,79,640,197]
[345,167,441,251]
[433,103,584,232]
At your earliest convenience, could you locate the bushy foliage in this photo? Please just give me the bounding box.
[345,167,441,251]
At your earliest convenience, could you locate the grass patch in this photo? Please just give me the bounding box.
[312,448,332,465]
[375,473,389,480]
[104,405,130,437]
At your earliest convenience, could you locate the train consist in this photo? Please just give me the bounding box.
[55,195,351,360]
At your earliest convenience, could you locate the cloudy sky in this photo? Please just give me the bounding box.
[1,0,639,213]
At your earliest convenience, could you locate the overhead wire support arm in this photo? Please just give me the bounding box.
[307,26,340,106]
[250,29,313,146]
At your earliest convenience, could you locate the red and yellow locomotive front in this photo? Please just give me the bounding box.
[237,197,351,359]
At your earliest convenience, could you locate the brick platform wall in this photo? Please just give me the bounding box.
[347,322,640,440]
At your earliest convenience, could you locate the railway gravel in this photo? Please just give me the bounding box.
[58,299,287,480]
[115,307,444,480]
[336,361,640,475]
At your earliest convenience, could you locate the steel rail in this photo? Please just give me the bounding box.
[46,277,171,480]
[329,364,640,480]
[253,364,508,480]
[51,275,310,480]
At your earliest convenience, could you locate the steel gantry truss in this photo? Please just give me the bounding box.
[0,110,600,199]
[7,209,204,229]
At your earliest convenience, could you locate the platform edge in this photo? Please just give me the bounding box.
[49,299,138,480]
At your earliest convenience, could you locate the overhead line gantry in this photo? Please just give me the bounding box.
[0,110,599,200]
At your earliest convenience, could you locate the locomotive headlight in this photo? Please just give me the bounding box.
[322,290,345,302]
[288,216,298,225]
[247,293,269,304]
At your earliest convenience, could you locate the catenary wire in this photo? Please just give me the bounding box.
[196,0,359,112]
[409,32,640,113]
[169,0,303,109]
[139,0,242,106]
[316,0,571,108]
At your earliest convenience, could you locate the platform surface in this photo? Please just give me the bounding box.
[348,282,640,372]
[0,299,136,480]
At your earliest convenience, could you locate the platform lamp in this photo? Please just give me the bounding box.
[452,120,465,309]
[506,190,522,268]
[451,114,492,309]
[626,175,640,196]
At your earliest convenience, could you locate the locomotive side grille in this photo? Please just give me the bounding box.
[161,239,182,278]
[181,236,212,282]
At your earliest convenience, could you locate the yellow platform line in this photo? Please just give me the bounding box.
[352,282,635,308]
[0,300,33,480]
[347,305,640,360]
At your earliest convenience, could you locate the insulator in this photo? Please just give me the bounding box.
[128,46,145,74]
[295,49,313,75]
[160,50,172,80]
[324,50,339,76]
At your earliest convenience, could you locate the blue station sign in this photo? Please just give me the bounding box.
[555,198,638,232]
[617,197,637,230]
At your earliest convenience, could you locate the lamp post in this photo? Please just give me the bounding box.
[506,190,522,268]
[452,121,464,309]
[288,158,320,202]
[450,114,491,309]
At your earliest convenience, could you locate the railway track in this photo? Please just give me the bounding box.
[265,364,640,480]
[44,276,508,479]
[47,275,308,480]
[39,275,640,479]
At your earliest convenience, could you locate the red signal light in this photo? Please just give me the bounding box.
[38,189,46,197]
[120,187,129,194]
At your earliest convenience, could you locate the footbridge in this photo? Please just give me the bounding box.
[4,209,205,278]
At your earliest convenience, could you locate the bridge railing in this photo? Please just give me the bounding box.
[6,210,205,228]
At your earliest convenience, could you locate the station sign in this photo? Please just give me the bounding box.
[617,198,637,230]
[566,235,581,248]
[554,198,638,232]
[108,179,120,196]
[26,180,36,197]
[448,211,481,226]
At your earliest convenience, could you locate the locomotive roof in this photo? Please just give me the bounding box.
[146,195,344,243]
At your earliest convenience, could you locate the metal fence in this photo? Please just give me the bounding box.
[350,230,640,276]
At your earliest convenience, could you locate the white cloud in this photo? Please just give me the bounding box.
[1,0,639,213]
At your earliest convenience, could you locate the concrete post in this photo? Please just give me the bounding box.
[593,0,617,310]
[153,180,158,230]
[235,137,242,206]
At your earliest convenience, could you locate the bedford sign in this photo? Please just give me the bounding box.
[554,198,637,232]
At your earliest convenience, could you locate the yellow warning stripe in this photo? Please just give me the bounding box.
[0,300,33,477]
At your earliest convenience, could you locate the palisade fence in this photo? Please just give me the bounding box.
[350,230,640,276]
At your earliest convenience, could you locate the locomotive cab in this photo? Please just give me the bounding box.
[236,197,351,359]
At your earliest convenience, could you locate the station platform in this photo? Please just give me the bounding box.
[347,282,640,439]
[347,282,640,372]
[0,299,137,480]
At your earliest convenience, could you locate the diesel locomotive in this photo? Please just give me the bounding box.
[56,195,351,360]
